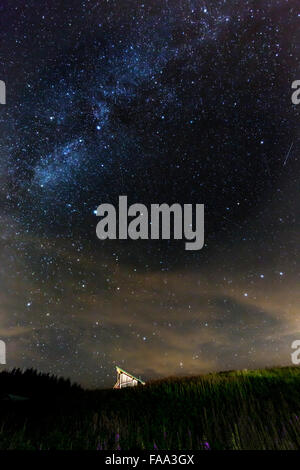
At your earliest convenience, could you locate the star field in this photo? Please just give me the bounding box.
[0,0,299,387]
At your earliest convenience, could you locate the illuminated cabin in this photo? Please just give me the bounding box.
[113,366,145,389]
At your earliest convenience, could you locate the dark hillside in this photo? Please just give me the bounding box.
[0,366,299,450]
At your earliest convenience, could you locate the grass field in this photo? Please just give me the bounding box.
[0,366,300,450]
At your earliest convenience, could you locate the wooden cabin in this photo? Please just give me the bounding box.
[113,366,145,389]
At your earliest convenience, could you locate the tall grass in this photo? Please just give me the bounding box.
[0,366,299,450]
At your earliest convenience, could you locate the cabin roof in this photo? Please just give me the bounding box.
[116,366,145,385]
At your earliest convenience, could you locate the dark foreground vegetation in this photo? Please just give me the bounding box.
[0,366,299,450]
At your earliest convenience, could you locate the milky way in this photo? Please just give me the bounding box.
[0,0,299,387]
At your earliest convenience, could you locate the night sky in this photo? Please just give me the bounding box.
[0,0,299,387]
